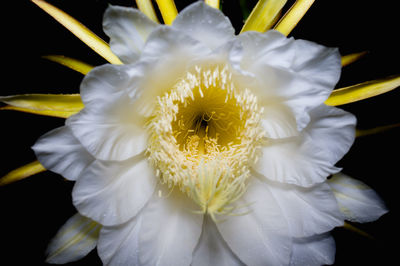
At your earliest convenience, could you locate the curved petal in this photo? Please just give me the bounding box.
[32,126,94,181]
[235,31,296,71]
[192,215,245,266]
[255,104,356,187]
[139,186,203,266]
[260,176,343,237]
[290,234,336,266]
[305,105,356,166]
[328,173,388,222]
[140,26,211,66]
[98,214,142,266]
[261,102,298,139]
[292,38,341,91]
[78,64,132,108]
[67,64,147,161]
[46,213,100,264]
[233,30,341,131]
[103,5,158,64]
[72,155,156,226]
[216,178,291,266]
[127,26,212,116]
[172,2,235,50]
[66,105,147,161]
[255,136,339,187]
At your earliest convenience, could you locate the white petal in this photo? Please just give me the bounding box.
[328,173,388,222]
[172,2,235,50]
[192,215,244,266]
[256,104,356,187]
[32,126,94,181]
[261,176,343,237]
[280,40,341,130]
[306,105,356,166]
[235,31,296,71]
[141,26,209,61]
[72,155,156,226]
[255,137,339,187]
[78,64,132,108]
[233,30,341,131]
[127,26,211,116]
[67,106,147,161]
[98,214,142,266]
[290,234,336,266]
[103,5,157,64]
[216,178,291,266]
[293,39,341,91]
[139,186,203,266]
[261,102,298,139]
[46,213,100,264]
[67,64,147,161]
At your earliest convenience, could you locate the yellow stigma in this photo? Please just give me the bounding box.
[147,64,265,218]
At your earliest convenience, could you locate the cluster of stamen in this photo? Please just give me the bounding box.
[146,64,265,218]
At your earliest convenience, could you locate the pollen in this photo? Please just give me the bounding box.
[146,64,265,218]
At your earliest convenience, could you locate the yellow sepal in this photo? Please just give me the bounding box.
[341,51,368,67]
[0,161,46,186]
[0,94,84,118]
[31,0,122,65]
[241,0,288,33]
[135,0,160,23]
[42,55,94,75]
[343,222,374,239]
[356,123,400,137]
[155,0,178,25]
[274,0,315,36]
[205,0,220,9]
[325,75,400,106]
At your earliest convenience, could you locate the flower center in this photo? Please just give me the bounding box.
[147,65,265,219]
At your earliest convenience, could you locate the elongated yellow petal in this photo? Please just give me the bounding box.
[0,106,77,118]
[325,75,400,106]
[0,94,84,118]
[0,161,46,186]
[356,123,400,137]
[343,222,374,239]
[31,0,122,65]
[274,0,315,36]
[136,0,160,23]
[341,51,368,67]
[205,0,220,9]
[42,55,94,75]
[155,0,178,25]
[241,0,288,33]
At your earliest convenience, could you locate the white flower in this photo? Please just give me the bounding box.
[32,2,387,266]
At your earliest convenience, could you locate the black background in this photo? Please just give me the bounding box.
[0,0,399,265]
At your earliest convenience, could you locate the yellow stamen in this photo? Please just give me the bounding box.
[31,0,122,65]
[325,75,400,106]
[0,161,46,186]
[241,0,288,33]
[0,94,84,118]
[274,0,315,36]
[155,0,178,25]
[42,55,94,75]
[147,65,264,217]
[187,160,247,221]
[135,0,160,23]
[205,0,220,9]
[341,51,368,67]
